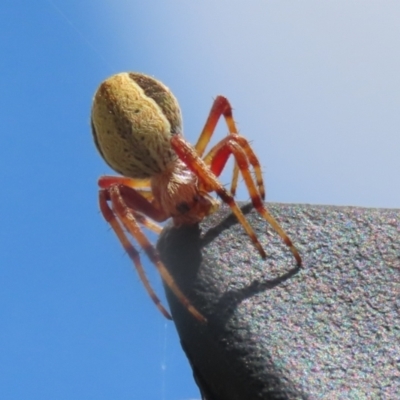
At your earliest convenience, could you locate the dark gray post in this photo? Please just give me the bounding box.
[157,203,400,399]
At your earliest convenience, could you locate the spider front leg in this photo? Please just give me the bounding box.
[171,135,301,266]
[99,179,207,323]
[98,188,171,319]
[204,136,301,266]
[195,96,242,196]
[171,135,267,259]
[99,176,162,233]
[204,134,265,200]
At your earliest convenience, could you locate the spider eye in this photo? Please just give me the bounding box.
[176,202,190,214]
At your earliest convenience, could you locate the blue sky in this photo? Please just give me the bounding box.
[1,1,399,399]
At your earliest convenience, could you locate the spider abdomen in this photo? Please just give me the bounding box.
[91,72,183,179]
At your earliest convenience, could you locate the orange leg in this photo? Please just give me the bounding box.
[100,178,162,233]
[171,135,267,259]
[203,133,265,200]
[99,178,165,222]
[195,96,237,156]
[205,139,301,266]
[130,210,163,234]
[99,189,171,320]
[99,176,153,199]
[194,96,240,196]
[99,175,151,188]
[99,184,164,233]
[99,183,207,323]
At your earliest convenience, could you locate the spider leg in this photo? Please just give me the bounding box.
[194,96,241,196]
[100,184,207,323]
[206,139,301,266]
[130,210,163,234]
[99,175,151,189]
[203,133,265,200]
[171,135,267,259]
[99,189,172,320]
[99,176,153,199]
[100,177,162,232]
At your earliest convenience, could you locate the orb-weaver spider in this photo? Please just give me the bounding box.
[91,72,301,323]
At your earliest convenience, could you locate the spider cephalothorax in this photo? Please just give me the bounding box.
[91,72,301,323]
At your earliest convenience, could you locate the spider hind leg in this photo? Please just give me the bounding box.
[99,183,207,323]
[206,138,302,266]
[99,189,172,319]
[172,134,302,266]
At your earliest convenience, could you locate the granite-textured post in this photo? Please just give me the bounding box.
[157,203,400,399]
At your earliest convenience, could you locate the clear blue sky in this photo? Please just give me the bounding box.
[1,1,399,399]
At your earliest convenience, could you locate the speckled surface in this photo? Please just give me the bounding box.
[157,203,400,400]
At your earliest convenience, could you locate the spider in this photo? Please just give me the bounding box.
[91,72,301,324]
